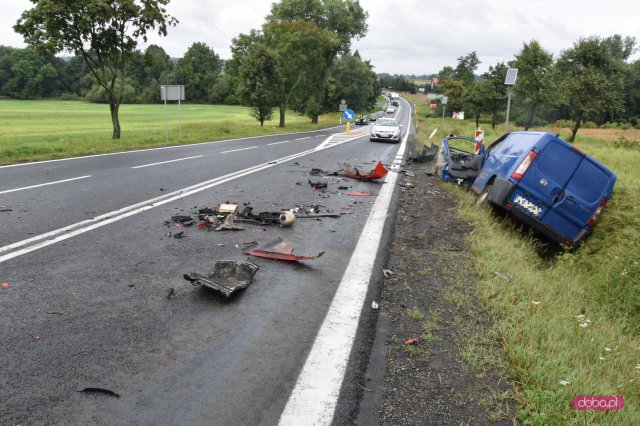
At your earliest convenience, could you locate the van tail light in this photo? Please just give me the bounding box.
[587,197,608,227]
[511,151,538,181]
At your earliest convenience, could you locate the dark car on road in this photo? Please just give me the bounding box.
[355,115,369,125]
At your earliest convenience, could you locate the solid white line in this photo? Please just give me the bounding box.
[0,148,319,264]
[0,175,91,195]
[221,146,258,154]
[0,126,345,170]
[279,104,411,426]
[268,140,292,146]
[131,155,203,169]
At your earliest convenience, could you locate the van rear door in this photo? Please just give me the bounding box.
[515,136,615,240]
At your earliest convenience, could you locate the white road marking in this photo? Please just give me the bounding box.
[0,126,345,170]
[268,140,292,146]
[279,102,411,426]
[221,146,258,154]
[295,137,311,140]
[131,155,203,169]
[0,175,91,195]
[1,141,353,263]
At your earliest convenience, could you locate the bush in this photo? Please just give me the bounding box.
[582,121,597,129]
[611,135,640,150]
[552,119,574,128]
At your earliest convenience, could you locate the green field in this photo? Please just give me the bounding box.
[403,91,640,425]
[0,100,341,165]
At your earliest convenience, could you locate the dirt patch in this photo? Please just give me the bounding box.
[376,158,515,425]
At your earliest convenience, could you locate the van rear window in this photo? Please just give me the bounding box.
[566,159,612,203]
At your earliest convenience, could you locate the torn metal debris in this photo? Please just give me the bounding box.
[242,238,324,261]
[184,260,259,297]
[339,161,388,180]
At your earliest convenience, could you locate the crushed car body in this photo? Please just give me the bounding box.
[437,131,616,247]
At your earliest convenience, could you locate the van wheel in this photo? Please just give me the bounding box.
[476,184,493,206]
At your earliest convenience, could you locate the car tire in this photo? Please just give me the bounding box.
[476,183,493,206]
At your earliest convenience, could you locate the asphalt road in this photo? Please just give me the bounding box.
[0,102,413,425]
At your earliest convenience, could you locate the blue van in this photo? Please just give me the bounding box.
[472,131,616,247]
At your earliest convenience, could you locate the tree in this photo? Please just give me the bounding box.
[454,51,480,86]
[14,0,177,139]
[555,35,633,141]
[266,0,368,123]
[513,40,554,130]
[463,80,491,128]
[174,42,222,103]
[328,52,377,113]
[262,20,334,127]
[481,62,508,129]
[237,42,277,127]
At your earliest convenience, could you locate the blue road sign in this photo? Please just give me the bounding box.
[343,109,355,121]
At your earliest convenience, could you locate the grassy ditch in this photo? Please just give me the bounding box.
[409,107,640,424]
[0,99,341,165]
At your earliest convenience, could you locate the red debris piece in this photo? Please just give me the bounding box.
[339,161,388,180]
[217,243,225,247]
[242,238,324,261]
[35,336,41,341]
[1,282,8,288]
[242,241,258,246]
[347,192,373,196]
[404,337,419,345]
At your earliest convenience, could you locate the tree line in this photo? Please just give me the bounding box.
[8,0,377,139]
[432,36,639,141]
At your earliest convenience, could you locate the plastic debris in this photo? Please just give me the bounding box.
[339,161,388,180]
[219,203,238,214]
[348,192,373,196]
[1,282,8,288]
[215,214,244,231]
[382,269,394,278]
[166,288,176,300]
[184,260,259,297]
[404,337,419,345]
[242,238,324,261]
[371,301,379,310]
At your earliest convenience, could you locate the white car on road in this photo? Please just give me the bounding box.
[370,117,402,143]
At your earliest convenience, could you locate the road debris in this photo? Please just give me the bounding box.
[383,269,394,278]
[493,271,513,282]
[371,301,379,310]
[242,238,324,261]
[184,260,259,297]
[412,144,439,163]
[1,282,8,288]
[339,161,388,180]
[308,179,328,190]
[215,214,244,231]
[404,337,419,345]
[166,288,176,300]
[173,231,184,239]
[348,191,373,196]
[77,383,120,398]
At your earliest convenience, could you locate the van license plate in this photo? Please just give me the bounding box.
[513,195,542,217]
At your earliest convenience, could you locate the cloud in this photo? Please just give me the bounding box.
[2,0,639,75]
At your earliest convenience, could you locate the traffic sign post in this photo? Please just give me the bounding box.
[441,96,448,126]
[504,68,518,132]
[343,109,354,136]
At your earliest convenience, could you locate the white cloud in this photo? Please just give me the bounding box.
[2,0,639,75]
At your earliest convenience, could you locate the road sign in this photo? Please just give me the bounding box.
[505,68,518,85]
[441,96,448,105]
[343,109,355,121]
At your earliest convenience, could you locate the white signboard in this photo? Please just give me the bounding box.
[161,85,185,101]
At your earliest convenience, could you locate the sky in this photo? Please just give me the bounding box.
[2,0,639,76]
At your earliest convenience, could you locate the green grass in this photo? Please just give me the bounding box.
[0,99,341,165]
[410,111,640,425]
